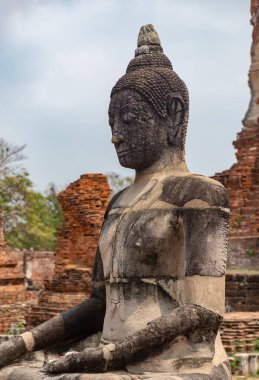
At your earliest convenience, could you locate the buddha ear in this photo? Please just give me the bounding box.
[166,93,186,146]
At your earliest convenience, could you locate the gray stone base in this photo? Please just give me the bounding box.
[0,364,231,380]
[0,334,231,380]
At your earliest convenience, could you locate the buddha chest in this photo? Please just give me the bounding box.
[99,204,185,280]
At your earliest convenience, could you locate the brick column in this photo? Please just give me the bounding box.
[213,1,259,270]
[0,215,27,333]
[26,174,111,328]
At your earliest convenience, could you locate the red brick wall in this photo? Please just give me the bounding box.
[228,238,259,269]
[213,1,259,269]
[26,174,111,328]
[0,216,27,333]
[12,250,55,290]
[214,126,259,241]
[226,272,259,312]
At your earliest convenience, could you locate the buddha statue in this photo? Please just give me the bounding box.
[0,25,231,380]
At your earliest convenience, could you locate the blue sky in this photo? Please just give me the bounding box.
[0,0,250,191]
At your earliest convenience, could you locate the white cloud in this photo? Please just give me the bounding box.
[0,0,251,190]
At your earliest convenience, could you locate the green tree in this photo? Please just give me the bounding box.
[3,181,62,251]
[0,138,62,250]
[0,138,26,177]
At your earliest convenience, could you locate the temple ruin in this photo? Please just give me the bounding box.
[214,0,259,271]
[26,174,111,328]
[0,216,27,334]
[0,2,258,376]
[214,0,259,361]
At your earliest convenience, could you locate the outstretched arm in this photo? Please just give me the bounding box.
[44,303,221,373]
[0,247,106,368]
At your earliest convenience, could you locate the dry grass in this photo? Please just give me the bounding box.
[226,269,259,275]
[232,377,259,379]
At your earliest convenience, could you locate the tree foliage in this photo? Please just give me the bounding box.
[107,172,133,196]
[0,139,62,251]
[0,138,26,178]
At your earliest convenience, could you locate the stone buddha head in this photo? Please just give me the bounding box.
[109,24,189,171]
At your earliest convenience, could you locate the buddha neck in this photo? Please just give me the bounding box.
[134,148,189,183]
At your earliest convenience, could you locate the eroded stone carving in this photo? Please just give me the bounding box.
[0,24,231,380]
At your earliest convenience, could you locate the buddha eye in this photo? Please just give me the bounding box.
[122,112,137,123]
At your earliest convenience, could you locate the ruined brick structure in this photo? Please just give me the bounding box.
[214,0,259,269]
[225,272,259,312]
[12,250,55,304]
[0,215,27,333]
[221,312,259,354]
[26,174,111,328]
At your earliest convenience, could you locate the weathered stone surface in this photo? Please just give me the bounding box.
[0,366,231,380]
[161,175,229,208]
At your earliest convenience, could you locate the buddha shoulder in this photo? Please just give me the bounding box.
[160,173,229,209]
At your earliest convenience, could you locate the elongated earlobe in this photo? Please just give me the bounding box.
[167,94,186,146]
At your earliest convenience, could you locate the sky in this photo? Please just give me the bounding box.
[0,0,251,192]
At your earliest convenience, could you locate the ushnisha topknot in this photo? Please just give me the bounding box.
[111,24,189,125]
[111,24,189,150]
[136,24,163,55]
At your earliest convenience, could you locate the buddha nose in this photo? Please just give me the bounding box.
[111,134,124,145]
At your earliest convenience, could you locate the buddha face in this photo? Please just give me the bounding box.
[109,89,168,170]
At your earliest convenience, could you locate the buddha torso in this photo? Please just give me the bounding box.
[98,172,229,373]
[100,175,180,343]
